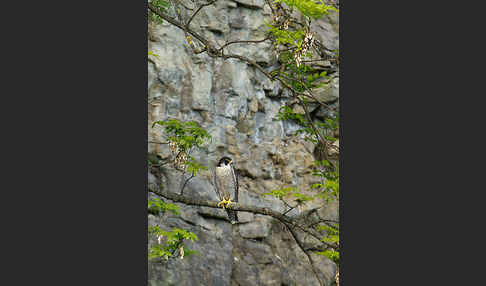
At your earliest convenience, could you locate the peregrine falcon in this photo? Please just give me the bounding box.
[214,157,238,224]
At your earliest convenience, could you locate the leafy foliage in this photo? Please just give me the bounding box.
[152,119,211,153]
[148,226,199,261]
[148,197,180,215]
[274,0,338,19]
[263,187,297,199]
[316,249,339,264]
[270,35,341,265]
[185,158,208,176]
[267,24,306,47]
[263,186,314,205]
[264,0,342,267]
[148,50,160,59]
[148,0,169,23]
[151,119,211,173]
[312,179,338,203]
[148,244,172,260]
[277,106,314,140]
[317,223,339,244]
[316,223,339,263]
[276,106,307,126]
[148,119,210,261]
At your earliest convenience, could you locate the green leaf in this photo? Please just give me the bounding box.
[316,250,339,263]
[148,0,170,24]
[292,192,313,202]
[152,119,212,152]
[148,198,180,215]
[273,0,338,19]
[262,187,297,199]
[148,51,160,59]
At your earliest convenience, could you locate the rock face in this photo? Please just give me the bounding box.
[148,1,339,285]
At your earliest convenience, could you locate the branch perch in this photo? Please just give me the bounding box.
[148,186,338,250]
[149,186,294,224]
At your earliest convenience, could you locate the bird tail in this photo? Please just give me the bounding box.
[226,209,238,224]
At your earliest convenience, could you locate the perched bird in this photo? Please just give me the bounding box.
[214,156,239,224]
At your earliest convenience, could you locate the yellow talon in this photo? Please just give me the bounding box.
[218,198,229,209]
[218,198,233,209]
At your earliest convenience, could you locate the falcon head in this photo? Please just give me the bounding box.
[217,156,233,167]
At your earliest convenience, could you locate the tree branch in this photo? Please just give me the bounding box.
[149,186,338,250]
[186,0,218,28]
[148,141,169,145]
[218,36,271,52]
[285,223,325,286]
[180,172,195,195]
[278,73,330,107]
[148,3,215,52]
[149,3,277,79]
[221,53,274,79]
[149,186,295,224]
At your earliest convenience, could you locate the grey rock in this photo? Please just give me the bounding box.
[259,265,282,286]
[227,1,238,8]
[230,0,265,9]
[238,218,272,239]
[311,14,339,51]
[229,17,246,29]
[312,83,339,104]
[191,66,212,111]
[237,211,254,223]
[232,261,258,286]
[148,171,157,188]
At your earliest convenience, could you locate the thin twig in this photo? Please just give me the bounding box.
[148,3,215,52]
[148,141,169,145]
[177,1,194,11]
[281,199,298,216]
[285,222,325,286]
[180,172,195,195]
[186,0,218,28]
[222,53,273,79]
[278,74,330,107]
[218,36,271,51]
